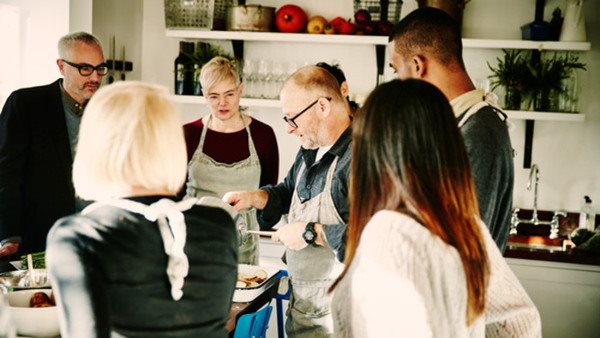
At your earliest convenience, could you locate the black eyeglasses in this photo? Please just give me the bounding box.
[283,97,331,128]
[61,59,109,76]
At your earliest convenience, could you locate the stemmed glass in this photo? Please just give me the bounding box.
[242,59,256,98]
[256,59,271,99]
[270,61,285,99]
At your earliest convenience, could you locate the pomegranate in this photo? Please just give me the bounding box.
[275,4,308,33]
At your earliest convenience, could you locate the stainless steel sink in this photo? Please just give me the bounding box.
[506,235,567,252]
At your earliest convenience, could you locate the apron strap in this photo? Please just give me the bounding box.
[82,198,197,301]
[199,114,257,158]
[457,92,508,128]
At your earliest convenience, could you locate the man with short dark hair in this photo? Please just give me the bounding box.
[388,7,514,253]
[0,32,106,257]
[389,8,543,338]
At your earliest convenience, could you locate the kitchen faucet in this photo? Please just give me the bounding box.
[510,164,567,239]
[528,164,539,222]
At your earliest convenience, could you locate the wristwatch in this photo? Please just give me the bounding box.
[303,222,318,246]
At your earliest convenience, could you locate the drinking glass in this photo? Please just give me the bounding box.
[256,60,271,99]
[270,61,285,99]
[242,59,256,98]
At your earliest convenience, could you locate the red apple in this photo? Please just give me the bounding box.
[376,20,394,36]
[329,16,347,31]
[354,9,371,25]
[275,4,308,33]
[363,21,377,35]
[338,20,355,35]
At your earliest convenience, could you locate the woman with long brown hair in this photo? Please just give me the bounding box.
[331,79,539,337]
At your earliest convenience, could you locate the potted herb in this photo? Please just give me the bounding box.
[526,52,586,111]
[487,49,531,110]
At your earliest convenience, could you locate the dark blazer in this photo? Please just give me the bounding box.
[0,79,76,254]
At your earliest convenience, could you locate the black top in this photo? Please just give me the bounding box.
[0,80,76,254]
[46,196,238,338]
[458,105,514,252]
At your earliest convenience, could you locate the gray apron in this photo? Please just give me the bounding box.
[185,114,261,265]
[285,157,344,338]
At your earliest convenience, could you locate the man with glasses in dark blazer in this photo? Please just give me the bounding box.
[0,31,106,258]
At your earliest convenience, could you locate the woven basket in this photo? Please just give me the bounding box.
[164,0,236,30]
[353,0,403,23]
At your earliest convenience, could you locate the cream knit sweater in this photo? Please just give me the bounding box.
[331,210,541,337]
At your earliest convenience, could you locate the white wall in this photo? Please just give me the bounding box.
[92,0,143,82]
[0,0,69,107]
[70,0,92,32]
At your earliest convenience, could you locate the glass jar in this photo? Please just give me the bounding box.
[504,86,522,110]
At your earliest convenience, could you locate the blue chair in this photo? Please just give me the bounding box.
[234,303,273,338]
[274,270,291,338]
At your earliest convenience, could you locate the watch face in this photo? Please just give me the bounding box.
[304,231,315,242]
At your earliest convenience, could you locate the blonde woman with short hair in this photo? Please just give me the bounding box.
[184,56,279,264]
[46,81,238,338]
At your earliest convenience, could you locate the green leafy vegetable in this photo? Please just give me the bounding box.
[20,251,45,269]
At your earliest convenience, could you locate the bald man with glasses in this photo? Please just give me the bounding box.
[0,32,105,258]
[224,66,352,338]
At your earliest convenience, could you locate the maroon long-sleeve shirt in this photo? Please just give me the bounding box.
[183,117,279,187]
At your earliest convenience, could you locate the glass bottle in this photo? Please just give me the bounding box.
[174,41,195,95]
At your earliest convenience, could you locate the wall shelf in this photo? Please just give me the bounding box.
[462,39,590,51]
[166,30,388,45]
[505,110,585,122]
[165,29,591,50]
[171,95,587,122]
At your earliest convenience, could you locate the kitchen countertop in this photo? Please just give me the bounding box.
[505,208,600,266]
[503,245,600,266]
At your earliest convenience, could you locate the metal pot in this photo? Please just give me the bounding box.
[227,5,275,32]
[417,0,470,27]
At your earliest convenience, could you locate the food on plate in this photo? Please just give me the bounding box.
[236,268,268,288]
[20,251,45,269]
[30,291,55,308]
[275,4,308,33]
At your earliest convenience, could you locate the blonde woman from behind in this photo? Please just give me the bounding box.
[46,81,238,338]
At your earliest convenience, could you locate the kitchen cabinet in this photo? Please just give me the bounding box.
[507,258,600,338]
[165,29,591,122]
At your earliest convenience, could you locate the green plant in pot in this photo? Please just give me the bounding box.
[526,52,586,112]
[488,49,531,110]
[528,52,586,111]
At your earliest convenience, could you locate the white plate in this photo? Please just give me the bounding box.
[233,264,280,303]
[10,260,24,270]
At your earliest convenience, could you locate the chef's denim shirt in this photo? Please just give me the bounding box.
[258,127,351,262]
